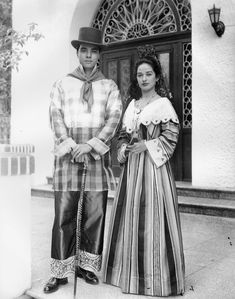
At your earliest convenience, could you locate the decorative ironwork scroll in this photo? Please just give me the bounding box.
[92,0,191,44]
[173,0,191,31]
[182,42,192,128]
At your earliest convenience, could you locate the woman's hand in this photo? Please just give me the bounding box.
[117,144,127,163]
[126,140,147,154]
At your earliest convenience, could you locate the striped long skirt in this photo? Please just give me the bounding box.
[103,152,185,296]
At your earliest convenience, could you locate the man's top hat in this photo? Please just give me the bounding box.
[71,27,103,49]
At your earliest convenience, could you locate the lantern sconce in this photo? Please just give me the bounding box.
[208,4,225,37]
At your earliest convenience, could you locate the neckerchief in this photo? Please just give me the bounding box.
[68,64,105,112]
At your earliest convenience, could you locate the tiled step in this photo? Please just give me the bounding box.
[176,181,235,200]
[178,196,235,218]
[45,176,235,200]
[31,184,53,198]
[31,184,235,218]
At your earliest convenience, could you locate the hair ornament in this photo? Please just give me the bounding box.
[137,45,161,68]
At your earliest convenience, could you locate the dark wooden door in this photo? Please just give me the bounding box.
[101,37,191,181]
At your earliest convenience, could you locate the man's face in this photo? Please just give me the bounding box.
[77,43,100,71]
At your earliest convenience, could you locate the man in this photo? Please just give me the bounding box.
[43,27,122,293]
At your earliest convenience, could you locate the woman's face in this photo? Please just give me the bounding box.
[136,63,157,94]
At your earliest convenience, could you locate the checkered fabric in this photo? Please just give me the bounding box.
[49,76,122,191]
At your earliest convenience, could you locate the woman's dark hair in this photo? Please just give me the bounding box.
[128,55,169,101]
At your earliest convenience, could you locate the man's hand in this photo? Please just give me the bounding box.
[71,144,92,161]
[126,140,147,154]
[73,153,89,165]
[54,137,77,157]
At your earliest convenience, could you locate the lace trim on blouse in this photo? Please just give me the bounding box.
[122,97,179,133]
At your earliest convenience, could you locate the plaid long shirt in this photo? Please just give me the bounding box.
[49,76,122,191]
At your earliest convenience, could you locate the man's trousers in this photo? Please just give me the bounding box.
[50,190,108,278]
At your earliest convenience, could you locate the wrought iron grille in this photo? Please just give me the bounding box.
[92,0,191,44]
[182,42,192,129]
[173,0,191,31]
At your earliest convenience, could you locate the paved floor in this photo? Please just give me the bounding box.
[25,196,235,299]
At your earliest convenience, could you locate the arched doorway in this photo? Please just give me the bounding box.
[92,0,192,181]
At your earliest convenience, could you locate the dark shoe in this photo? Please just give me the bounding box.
[43,277,68,293]
[76,267,99,285]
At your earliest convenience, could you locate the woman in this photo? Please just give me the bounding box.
[103,56,185,297]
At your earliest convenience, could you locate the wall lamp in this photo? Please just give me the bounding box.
[208,4,225,37]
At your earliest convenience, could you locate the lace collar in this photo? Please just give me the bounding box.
[123,97,179,133]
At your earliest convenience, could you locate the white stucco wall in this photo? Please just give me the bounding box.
[11,0,101,185]
[0,175,31,298]
[192,0,235,188]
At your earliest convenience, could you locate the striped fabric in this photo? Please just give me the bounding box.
[145,121,179,168]
[103,99,185,296]
[50,76,122,191]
